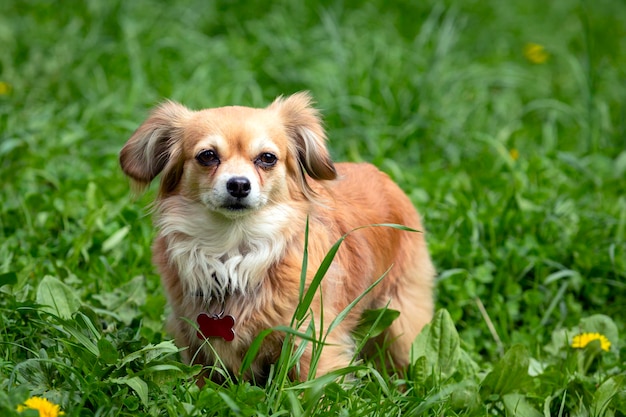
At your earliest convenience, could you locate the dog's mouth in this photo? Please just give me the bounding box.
[218,199,254,216]
[225,203,249,211]
[203,193,262,218]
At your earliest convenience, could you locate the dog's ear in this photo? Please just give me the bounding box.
[120,101,191,193]
[270,92,337,183]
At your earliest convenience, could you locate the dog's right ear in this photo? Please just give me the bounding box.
[119,101,191,193]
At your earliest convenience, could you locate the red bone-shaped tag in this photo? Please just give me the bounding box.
[196,313,235,342]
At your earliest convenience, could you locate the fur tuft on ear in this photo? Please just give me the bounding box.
[119,101,192,193]
[269,92,337,198]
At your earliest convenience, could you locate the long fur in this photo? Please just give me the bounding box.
[156,197,296,303]
[120,92,435,383]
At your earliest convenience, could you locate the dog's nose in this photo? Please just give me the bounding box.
[226,177,251,198]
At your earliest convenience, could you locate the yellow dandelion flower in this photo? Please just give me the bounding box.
[0,81,11,95]
[17,396,65,417]
[523,43,549,64]
[509,148,519,161]
[571,332,611,352]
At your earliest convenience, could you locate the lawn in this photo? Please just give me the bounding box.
[1,0,625,415]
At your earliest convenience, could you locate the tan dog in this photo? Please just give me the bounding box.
[120,92,434,382]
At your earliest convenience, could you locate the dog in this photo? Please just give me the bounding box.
[119,92,434,383]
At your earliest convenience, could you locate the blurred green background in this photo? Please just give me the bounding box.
[1,0,625,414]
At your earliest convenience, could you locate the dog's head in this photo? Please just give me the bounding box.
[120,92,336,218]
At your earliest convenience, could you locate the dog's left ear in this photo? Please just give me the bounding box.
[269,92,337,182]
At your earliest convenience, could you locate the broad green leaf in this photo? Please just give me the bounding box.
[579,314,619,350]
[411,355,429,384]
[411,383,465,415]
[528,358,547,377]
[447,380,480,411]
[502,393,543,417]
[36,275,81,319]
[98,337,119,364]
[480,344,532,398]
[12,358,50,390]
[141,340,180,362]
[591,375,624,417]
[457,349,480,377]
[410,309,460,379]
[119,341,180,366]
[60,315,100,357]
[102,225,130,253]
[110,376,149,407]
[123,395,139,411]
[0,138,22,155]
[0,272,17,287]
[544,328,570,356]
[92,275,146,324]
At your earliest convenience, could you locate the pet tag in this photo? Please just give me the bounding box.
[196,313,235,342]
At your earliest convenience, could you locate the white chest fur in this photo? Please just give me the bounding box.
[156,197,297,303]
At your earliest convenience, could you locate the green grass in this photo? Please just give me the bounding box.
[1,0,625,415]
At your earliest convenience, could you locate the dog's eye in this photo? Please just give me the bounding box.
[196,150,219,166]
[256,153,278,168]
